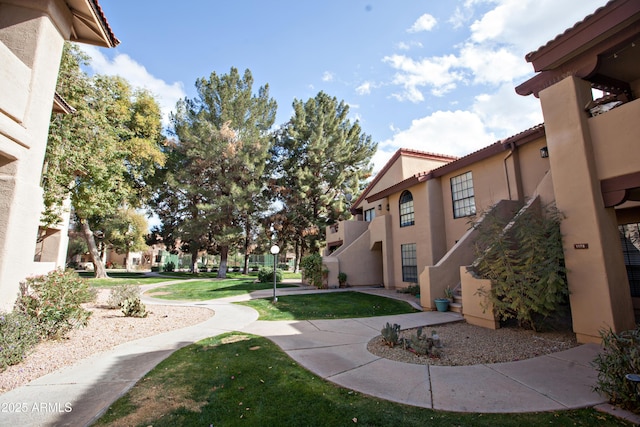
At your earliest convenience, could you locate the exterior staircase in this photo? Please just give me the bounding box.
[449,284,463,314]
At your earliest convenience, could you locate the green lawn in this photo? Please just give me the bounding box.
[238,291,418,320]
[94,332,631,427]
[145,278,297,300]
[158,271,302,280]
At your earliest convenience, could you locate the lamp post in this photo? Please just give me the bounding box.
[270,245,280,302]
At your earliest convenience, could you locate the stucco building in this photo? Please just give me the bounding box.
[324,0,640,343]
[0,0,117,311]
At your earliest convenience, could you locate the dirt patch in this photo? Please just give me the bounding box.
[105,385,206,427]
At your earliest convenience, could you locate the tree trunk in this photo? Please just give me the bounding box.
[191,251,199,273]
[124,246,130,272]
[243,224,250,275]
[217,245,229,278]
[80,218,108,278]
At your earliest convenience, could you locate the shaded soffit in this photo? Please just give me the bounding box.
[65,0,119,48]
[516,0,640,97]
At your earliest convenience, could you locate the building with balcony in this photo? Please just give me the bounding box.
[324,0,640,344]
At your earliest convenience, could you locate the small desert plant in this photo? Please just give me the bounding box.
[258,267,283,283]
[120,297,148,318]
[381,322,401,348]
[0,311,40,371]
[593,327,640,412]
[402,327,441,358]
[14,269,95,339]
[107,284,141,309]
[444,287,455,300]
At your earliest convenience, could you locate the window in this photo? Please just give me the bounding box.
[451,171,476,218]
[401,243,418,283]
[364,208,375,222]
[399,191,414,227]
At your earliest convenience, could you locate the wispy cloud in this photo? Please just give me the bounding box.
[322,71,335,82]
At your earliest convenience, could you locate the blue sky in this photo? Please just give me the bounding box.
[85,0,609,172]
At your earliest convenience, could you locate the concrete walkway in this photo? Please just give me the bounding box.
[0,282,633,426]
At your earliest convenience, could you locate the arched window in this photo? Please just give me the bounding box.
[399,190,415,227]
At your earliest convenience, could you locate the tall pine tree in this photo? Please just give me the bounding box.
[273,91,377,258]
[153,68,276,277]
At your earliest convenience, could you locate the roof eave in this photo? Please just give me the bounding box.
[66,0,119,48]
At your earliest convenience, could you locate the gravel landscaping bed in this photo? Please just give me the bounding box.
[367,320,578,366]
[0,290,213,394]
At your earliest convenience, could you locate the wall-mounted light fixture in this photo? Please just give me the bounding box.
[377,204,382,211]
[386,204,389,211]
[540,146,549,158]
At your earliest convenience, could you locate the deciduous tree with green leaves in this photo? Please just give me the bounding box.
[44,44,164,278]
[152,67,276,277]
[103,209,149,271]
[272,91,377,257]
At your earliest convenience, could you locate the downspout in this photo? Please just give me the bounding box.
[503,141,515,200]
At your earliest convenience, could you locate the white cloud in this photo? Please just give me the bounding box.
[80,45,185,127]
[396,40,423,50]
[384,0,608,104]
[373,110,497,172]
[356,81,373,95]
[469,0,610,52]
[322,71,335,82]
[458,44,530,85]
[408,13,438,33]
[472,82,543,136]
[383,54,462,101]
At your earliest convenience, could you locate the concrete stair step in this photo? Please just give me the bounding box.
[449,301,463,313]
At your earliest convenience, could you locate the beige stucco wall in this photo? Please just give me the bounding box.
[589,98,640,180]
[0,1,71,311]
[539,75,635,343]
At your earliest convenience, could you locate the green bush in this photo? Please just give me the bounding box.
[258,267,282,283]
[164,261,176,272]
[473,203,568,331]
[120,297,148,318]
[397,284,420,296]
[14,269,96,339]
[107,284,141,309]
[0,311,40,371]
[278,263,289,271]
[593,327,640,412]
[300,253,323,288]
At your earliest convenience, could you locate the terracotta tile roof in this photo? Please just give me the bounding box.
[350,148,458,211]
[525,0,616,66]
[360,124,546,205]
[89,0,119,47]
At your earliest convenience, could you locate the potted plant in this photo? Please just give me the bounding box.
[434,297,449,312]
[338,272,347,288]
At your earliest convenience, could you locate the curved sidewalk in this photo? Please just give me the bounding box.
[0,284,615,426]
